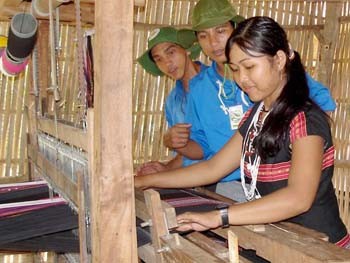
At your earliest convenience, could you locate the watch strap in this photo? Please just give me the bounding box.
[219,207,229,228]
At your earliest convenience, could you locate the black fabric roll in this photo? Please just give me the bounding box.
[0,204,78,245]
[7,13,37,60]
[0,185,50,204]
[0,230,79,253]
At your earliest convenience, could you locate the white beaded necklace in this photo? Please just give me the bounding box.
[240,102,271,201]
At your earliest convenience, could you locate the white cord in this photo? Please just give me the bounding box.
[217,80,229,115]
[240,102,269,201]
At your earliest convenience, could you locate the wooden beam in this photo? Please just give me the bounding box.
[45,2,94,24]
[77,171,90,262]
[228,230,239,263]
[317,2,342,87]
[136,188,349,262]
[0,2,94,24]
[144,189,170,262]
[91,0,136,262]
[186,232,229,261]
[335,160,350,169]
[37,117,88,151]
[135,188,178,230]
[134,0,145,7]
[137,188,251,262]
[213,224,350,263]
[160,233,227,263]
[0,159,28,164]
[0,0,142,22]
[0,0,95,9]
[36,20,50,116]
[0,0,22,9]
[135,187,152,222]
[0,175,28,184]
[138,243,156,263]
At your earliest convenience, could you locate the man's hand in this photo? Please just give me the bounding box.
[136,161,168,176]
[164,123,192,149]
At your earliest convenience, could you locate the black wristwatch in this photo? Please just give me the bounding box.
[216,204,230,228]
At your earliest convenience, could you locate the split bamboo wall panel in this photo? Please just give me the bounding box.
[0,0,349,230]
[37,21,85,127]
[133,0,340,165]
[0,21,29,181]
[331,13,350,230]
[0,20,85,181]
[133,0,350,229]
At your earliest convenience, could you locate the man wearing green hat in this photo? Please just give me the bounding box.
[175,0,336,201]
[136,27,208,175]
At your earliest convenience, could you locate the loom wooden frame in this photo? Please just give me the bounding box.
[135,188,350,263]
[27,112,350,262]
[0,0,348,262]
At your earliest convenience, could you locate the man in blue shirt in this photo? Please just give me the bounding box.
[136,27,208,175]
[175,0,336,201]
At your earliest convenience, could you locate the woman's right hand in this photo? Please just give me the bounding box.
[176,210,222,232]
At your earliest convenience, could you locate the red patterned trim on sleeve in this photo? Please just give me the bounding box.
[289,112,307,143]
[335,233,350,248]
[322,146,334,169]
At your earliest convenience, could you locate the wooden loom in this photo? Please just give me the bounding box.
[10,0,349,262]
[135,188,350,263]
[26,110,350,262]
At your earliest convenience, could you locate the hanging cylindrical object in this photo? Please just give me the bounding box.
[0,13,38,77]
[32,0,71,17]
[0,49,29,76]
[7,13,38,60]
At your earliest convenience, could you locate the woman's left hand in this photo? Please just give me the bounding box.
[176,210,222,232]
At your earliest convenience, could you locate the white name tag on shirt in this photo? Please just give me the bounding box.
[228,105,244,130]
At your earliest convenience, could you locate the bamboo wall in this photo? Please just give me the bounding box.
[332,12,350,229]
[36,21,85,126]
[133,0,324,166]
[0,0,349,229]
[133,0,350,228]
[0,20,88,182]
[0,21,30,181]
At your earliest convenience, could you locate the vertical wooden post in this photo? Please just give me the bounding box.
[92,1,136,262]
[228,230,239,263]
[26,105,38,181]
[77,170,90,263]
[317,2,342,88]
[37,20,50,115]
[144,189,170,263]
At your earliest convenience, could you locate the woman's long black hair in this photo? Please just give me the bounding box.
[225,16,327,159]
